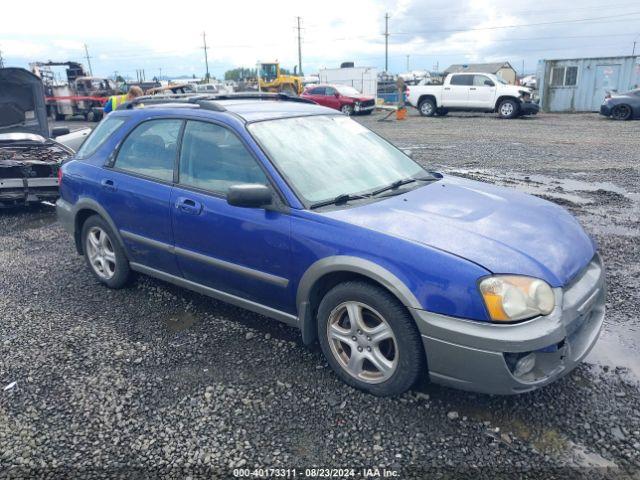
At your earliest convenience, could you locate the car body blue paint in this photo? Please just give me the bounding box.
[59,100,596,324]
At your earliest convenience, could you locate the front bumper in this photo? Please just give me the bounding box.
[354,103,375,113]
[519,101,540,115]
[413,255,605,394]
[0,177,59,207]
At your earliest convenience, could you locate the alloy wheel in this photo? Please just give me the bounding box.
[612,105,631,120]
[326,301,398,384]
[500,102,514,116]
[341,105,353,115]
[85,226,117,280]
[420,102,433,115]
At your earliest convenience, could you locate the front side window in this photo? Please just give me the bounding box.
[324,87,337,96]
[76,116,126,159]
[473,75,492,87]
[249,115,429,205]
[114,119,182,182]
[179,121,267,194]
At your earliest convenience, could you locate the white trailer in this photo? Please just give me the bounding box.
[318,67,378,96]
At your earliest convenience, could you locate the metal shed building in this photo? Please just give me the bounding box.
[537,55,640,112]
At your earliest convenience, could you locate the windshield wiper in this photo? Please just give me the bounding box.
[370,174,436,197]
[309,193,371,209]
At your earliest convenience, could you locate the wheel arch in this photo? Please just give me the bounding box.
[296,256,421,345]
[494,95,519,112]
[417,94,437,108]
[72,198,128,258]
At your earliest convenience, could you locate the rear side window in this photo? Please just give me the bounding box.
[309,87,325,95]
[450,75,473,86]
[114,119,182,182]
[178,120,267,194]
[75,117,125,159]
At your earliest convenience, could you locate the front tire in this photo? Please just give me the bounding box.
[498,98,519,119]
[340,104,354,116]
[81,215,131,289]
[418,98,436,117]
[611,104,632,121]
[317,281,425,396]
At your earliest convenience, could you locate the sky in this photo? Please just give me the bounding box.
[1,0,639,80]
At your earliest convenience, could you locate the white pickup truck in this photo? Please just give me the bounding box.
[406,73,539,119]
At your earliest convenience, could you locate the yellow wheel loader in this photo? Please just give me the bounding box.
[258,62,303,96]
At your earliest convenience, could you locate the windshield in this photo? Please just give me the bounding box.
[335,85,362,96]
[249,115,428,205]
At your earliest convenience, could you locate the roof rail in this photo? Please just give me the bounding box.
[116,91,314,111]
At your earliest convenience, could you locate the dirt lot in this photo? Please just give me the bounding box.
[1,112,639,479]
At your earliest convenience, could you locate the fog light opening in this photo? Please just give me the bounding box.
[514,353,537,377]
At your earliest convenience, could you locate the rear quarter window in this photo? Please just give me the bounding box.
[75,116,126,159]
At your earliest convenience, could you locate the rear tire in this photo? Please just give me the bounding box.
[317,281,425,396]
[611,104,632,121]
[418,98,436,117]
[81,215,131,289]
[498,99,519,119]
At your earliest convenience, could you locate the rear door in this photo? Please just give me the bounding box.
[171,120,293,313]
[468,75,497,109]
[101,118,183,275]
[442,74,472,107]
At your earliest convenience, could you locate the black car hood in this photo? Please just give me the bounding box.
[0,68,49,138]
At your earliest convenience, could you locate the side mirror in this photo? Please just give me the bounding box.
[334,92,340,98]
[227,184,272,208]
[484,80,495,87]
[51,126,70,137]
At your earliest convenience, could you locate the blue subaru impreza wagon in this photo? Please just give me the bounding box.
[56,93,605,396]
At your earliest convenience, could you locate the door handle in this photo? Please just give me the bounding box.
[444,87,451,90]
[469,87,477,90]
[176,197,203,215]
[101,179,116,191]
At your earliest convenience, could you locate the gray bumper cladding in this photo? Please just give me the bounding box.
[413,255,605,394]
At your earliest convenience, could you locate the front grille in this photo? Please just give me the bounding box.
[361,99,375,108]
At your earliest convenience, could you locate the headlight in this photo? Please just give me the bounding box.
[479,275,555,322]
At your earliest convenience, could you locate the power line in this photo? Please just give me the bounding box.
[296,16,303,76]
[83,43,93,75]
[202,32,210,81]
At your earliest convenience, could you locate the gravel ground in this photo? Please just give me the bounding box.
[1,112,639,479]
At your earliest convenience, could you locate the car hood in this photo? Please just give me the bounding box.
[0,68,49,138]
[323,175,595,287]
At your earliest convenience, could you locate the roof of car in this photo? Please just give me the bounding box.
[116,93,337,122]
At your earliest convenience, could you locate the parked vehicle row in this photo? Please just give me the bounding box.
[405,72,539,119]
[56,93,605,397]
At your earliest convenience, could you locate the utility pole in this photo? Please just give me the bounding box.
[384,13,390,72]
[83,44,93,76]
[296,16,303,76]
[202,32,210,81]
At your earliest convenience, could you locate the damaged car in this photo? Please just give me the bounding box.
[0,67,87,207]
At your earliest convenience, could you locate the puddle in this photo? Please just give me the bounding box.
[586,325,640,382]
[163,311,197,332]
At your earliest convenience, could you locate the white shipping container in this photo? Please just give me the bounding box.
[318,67,378,97]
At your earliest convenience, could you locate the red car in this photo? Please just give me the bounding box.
[301,84,375,116]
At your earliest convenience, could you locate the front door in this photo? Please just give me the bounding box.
[102,118,183,275]
[323,86,342,110]
[468,74,497,109]
[442,74,472,107]
[171,120,293,313]
[592,65,621,111]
